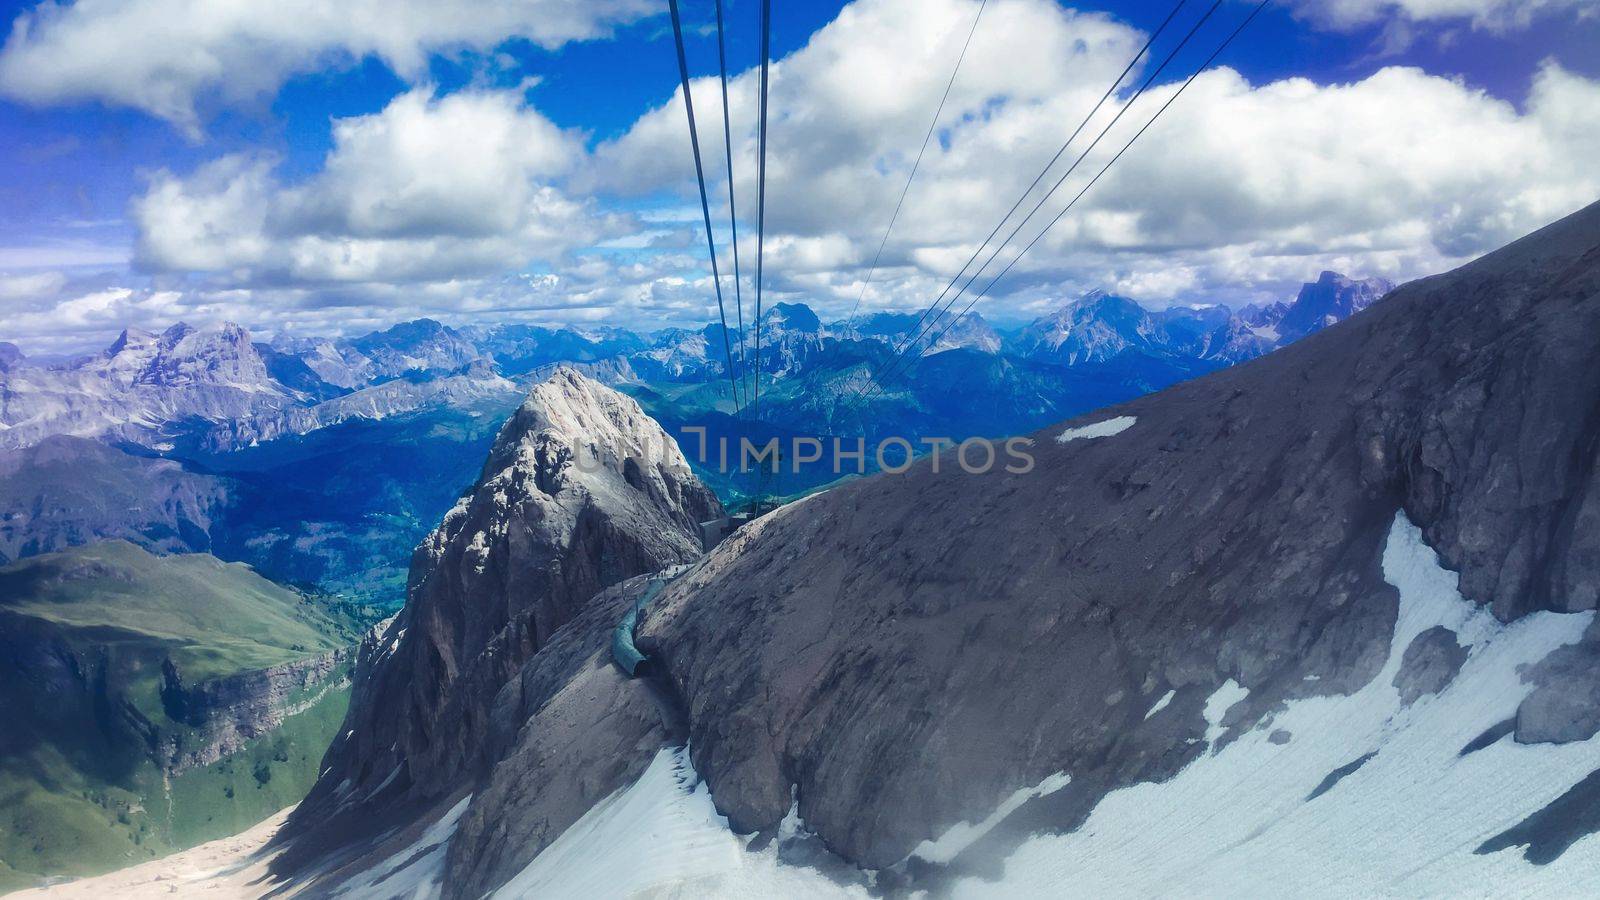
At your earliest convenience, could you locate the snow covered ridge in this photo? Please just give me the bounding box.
[1056,414,1137,443]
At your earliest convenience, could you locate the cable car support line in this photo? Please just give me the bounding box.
[864,0,1272,408]
[667,0,744,415]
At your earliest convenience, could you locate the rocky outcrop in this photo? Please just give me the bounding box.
[1392,625,1467,705]
[282,369,720,858]
[157,647,353,772]
[1277,270,1393,341]
[444,576,675,899]
[1514,616,1600,744]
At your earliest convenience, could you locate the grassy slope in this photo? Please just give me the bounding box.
[0,540,348,677]
[0,543,356,894]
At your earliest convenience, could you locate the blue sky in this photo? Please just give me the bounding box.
[1,0,1597,354]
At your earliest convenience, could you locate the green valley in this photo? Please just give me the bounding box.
[0,542,362,893]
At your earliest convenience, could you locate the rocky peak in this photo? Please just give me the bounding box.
[760,302,822,335]
[105,326,157,358]
[1278,270,1394,340]
[96,321,273,391]
[0,342,23,371]
[140,321,272,389]
[160,321,197,345]
[350,317,482,378]
[1015,290,1159,363]
[284,368,720,852]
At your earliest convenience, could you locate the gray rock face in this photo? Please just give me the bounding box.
[0,435,230,564]
[444,577,673,900]
[348,317,485,380]
[1011,290,1165,364]
[1392,625,1467,706]
[1277,271,1394,341]
[0,322,299,450]
[282,369,720,860]
[1515,617,1600,744]
[623,200,1600,871]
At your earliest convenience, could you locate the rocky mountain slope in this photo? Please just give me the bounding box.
[261,200,1600,897]
[616,200,1596,880]
[275,370,720,869]
[0,435,229,564]
[0,323,300,451]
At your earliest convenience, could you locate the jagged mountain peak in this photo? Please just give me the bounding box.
[759,301,821,333]
[513,367,695,475]
[282,368,720,858]
[1279,270,1394,340]
[105,325,157,356]
[1014,289,1160,363]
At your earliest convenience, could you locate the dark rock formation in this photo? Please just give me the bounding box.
[1392,625,1468,705]
[445,576,674,899]
[1515,617,1600,744]
[1277,270,1394,340]
[282,369,720,861]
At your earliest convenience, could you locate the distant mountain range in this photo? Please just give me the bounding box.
[0,271,1393,608]
[0,270,1395,454]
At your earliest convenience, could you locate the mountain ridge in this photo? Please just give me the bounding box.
[0,269,1393,453]
[262,199,1600,896]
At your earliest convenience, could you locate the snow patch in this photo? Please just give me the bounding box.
[1203,679,1250,745]
[495,747,866,898]
[1056,415,1137,444]
[1145,689,1177,720]
[332,795,470,899]
[952,511,1600,897]
[910,771,1072,866]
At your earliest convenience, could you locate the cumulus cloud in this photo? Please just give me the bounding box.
[14,0,1600,352]
[596,0,1600,315]
[0,0,653,136]
[132,87,628,286]
[1288,0,1594,32]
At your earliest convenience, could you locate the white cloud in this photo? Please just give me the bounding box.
[132,87,626,286]
[0,270,67,300]
[1288,0,1594,32]
[13,0,1600,351]
[0,0,653,136]
[595,0,1600,314]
